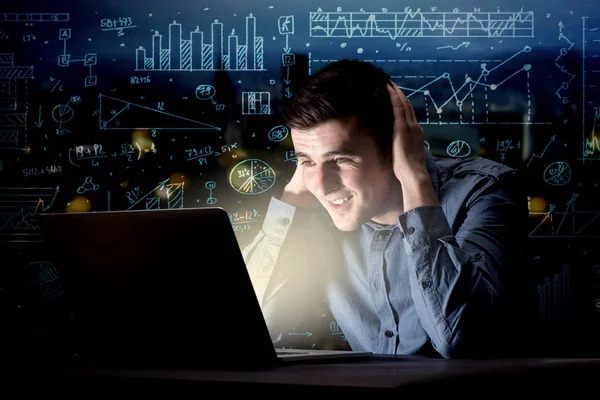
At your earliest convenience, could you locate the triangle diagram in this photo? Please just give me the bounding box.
[98,93,220,130]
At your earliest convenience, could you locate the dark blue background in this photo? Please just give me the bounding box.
[1,0,599,356]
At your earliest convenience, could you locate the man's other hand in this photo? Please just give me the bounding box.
[386,82,428,183]
[281,162,318,208]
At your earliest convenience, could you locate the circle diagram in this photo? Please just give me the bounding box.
[229,158,276,195]
[543,161,572,186]
[52,104,74,124]
[446,140,471,158]
[17,261,64,303]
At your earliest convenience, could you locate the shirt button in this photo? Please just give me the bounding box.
[399,232,405,239]
[406,226,415,235]
[384,330,395,338]
[281,217,291,226]
[421,280,432,289]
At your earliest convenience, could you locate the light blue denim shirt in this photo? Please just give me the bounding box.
[242,151,529,359]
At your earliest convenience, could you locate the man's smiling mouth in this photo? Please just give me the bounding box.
[329,195,353,208]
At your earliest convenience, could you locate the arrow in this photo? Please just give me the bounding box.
[528,204,557,237]
[34,105,43,127]
[283,35,291,53]
[437,41,470,50]
[41,186,60,211]
[284,65,291,85]
[1,146,31,152]
[526,135,556,167]
[58,101,71,118]
[31,186,60,214]
[288,331,313,337]
[165,181,184,197]
[157,178,170,190]
[555,193,578,235]
[127,178,170,210]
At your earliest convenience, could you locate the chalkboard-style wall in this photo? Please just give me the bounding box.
[1,0,599,357]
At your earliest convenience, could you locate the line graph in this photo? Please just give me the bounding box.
[311,45,546,125]
[398,45,533,124]
[309,9,534,39]
[581,16,600,162]
[527,135,556,167]
[0,186,60,242]
[311,45,546,124]
[583,107,600,159]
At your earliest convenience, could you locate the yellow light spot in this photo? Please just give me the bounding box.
[65,196,92,212]
[529,196,547,213]
[120,181,129,188]
[130,130,157,159]
[169,172,189,187]
[132,129,151,142]
[132,130,155,153]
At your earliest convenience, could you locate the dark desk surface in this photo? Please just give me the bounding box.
[22,355,600,396]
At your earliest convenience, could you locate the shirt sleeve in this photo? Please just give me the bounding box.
[242,196,297,305]
[241,196,328,345]
[397,172,528,359]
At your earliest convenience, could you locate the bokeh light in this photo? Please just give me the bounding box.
[65,196,91,212]
[528,196,547,213]
[131,129,156,158]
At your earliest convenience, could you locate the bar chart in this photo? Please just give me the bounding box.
[134,14,265,71]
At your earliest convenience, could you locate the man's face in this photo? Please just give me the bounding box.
[291,117,398,231]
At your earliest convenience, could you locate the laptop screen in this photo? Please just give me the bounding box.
[39,207,279,369]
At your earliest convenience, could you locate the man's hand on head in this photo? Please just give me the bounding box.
[281,161,318,208]
[387,82,439,212]
[386,82,429,182]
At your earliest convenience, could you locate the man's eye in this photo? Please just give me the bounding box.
[300,160,313,166]
[334,158,350,164]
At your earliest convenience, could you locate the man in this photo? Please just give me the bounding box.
[242,59,533,359]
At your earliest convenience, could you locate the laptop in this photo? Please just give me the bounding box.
[38,207,372,370]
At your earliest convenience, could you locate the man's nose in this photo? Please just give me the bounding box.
[312,164,341,198]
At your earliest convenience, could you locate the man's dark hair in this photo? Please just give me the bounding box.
[282,59,394,159]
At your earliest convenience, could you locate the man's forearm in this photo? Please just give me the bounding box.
[400,168,439,213]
